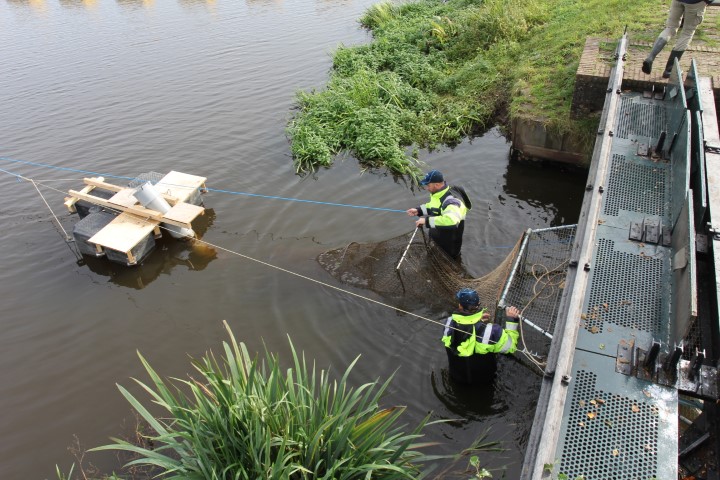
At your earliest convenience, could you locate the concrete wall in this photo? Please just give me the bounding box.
[511,37,720,168]
[510,117,589,166]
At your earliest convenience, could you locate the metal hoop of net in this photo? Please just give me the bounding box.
[318,225,578,360]
[318,229,524,314]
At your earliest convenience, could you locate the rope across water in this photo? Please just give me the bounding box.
[0,158,561,358]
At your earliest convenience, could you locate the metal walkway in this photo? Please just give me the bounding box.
[521,35,720,479]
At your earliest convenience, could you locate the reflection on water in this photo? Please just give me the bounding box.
[115,0,155,8]
[0,1,585,478]
[178,0,216,9]
[503,159,587,227]
[58,0,97,9]
[76,208,217,289]
[6,0,47,11]
[431,368,505,421]
[80,236,217,288]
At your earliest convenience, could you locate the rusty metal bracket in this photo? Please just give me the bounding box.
[616,338,635,375]
[677,348,718,400]
[705,142,720,155]
[644,217,660,244]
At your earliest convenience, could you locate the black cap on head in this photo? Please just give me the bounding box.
[419,170,444,186]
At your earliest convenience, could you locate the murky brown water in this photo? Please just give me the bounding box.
[0,1,587,478]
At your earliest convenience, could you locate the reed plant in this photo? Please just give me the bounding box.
[88,322,456,479]
[288,0,666,176]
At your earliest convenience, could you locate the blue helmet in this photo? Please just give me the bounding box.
[419,170,444,186]
[456,288,480,308]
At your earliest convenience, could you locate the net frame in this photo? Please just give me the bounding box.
[318,224,578,360]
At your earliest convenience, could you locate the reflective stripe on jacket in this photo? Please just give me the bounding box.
[418,185,468,229]
[442,310,519,356]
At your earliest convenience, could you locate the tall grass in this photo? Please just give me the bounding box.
[89,322,451,479]
[360,1,402,30]
[287,0,667,175]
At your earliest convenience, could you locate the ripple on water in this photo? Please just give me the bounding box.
[0,2,583,479]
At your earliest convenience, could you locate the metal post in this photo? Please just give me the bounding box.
[663,342,684,377]
[498,228,532,307]
[396,227,419,270]
[644,340,661,369]
[521,316,553,339]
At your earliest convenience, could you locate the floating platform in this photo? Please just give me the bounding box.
[64,171,207,266]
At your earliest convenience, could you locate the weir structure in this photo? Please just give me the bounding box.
[519,34,720,479]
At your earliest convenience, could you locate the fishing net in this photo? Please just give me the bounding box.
[499,225,577,357]
[318,228,523,314]
[127,172,165,188]
[318,224,578,359]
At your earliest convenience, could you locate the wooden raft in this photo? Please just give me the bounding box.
[65,171,207,264]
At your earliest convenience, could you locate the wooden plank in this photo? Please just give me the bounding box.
[67,189,194,229]
[64,176,104,212]
[82,177,124,193]
[155,171,207,203]
[163,202,205,224]
[89,212,159,253]
[82,177,179,205]
[108,189,141,208]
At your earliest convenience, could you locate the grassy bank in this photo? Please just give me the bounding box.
[287,0,665,176]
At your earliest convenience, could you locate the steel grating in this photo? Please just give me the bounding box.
[585,237,665,333]
[556,351,677,480]
[603,153,670,219]
[616,97,666,139]
[576,225,672,355]
[500,226,576,350]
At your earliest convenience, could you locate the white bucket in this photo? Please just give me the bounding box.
[133,182,172,213]
[133,182,196,240]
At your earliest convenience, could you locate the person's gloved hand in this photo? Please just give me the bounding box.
[506,306,521,319]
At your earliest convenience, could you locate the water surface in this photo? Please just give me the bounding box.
[0,1,587,478]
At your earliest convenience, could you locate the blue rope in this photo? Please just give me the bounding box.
[0,154,517,249]
[0,156,135,181]
[0,155,404,213]
[206,187,403,212]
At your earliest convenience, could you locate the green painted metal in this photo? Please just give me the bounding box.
[670,191,698,346]
[691,110,708,226]
[553,87,688,479]
[576,224,672,353]
[554,350,678,480]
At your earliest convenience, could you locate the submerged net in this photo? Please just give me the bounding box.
[318,228,523,314]
[318,224,578,360]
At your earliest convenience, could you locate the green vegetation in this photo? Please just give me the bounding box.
[57,322,499,479]
[287,0,666,176]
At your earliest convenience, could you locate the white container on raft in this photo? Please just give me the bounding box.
[133,182,196,239]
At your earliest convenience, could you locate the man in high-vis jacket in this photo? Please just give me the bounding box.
[406,170,471,259]
[442,288,520,357]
